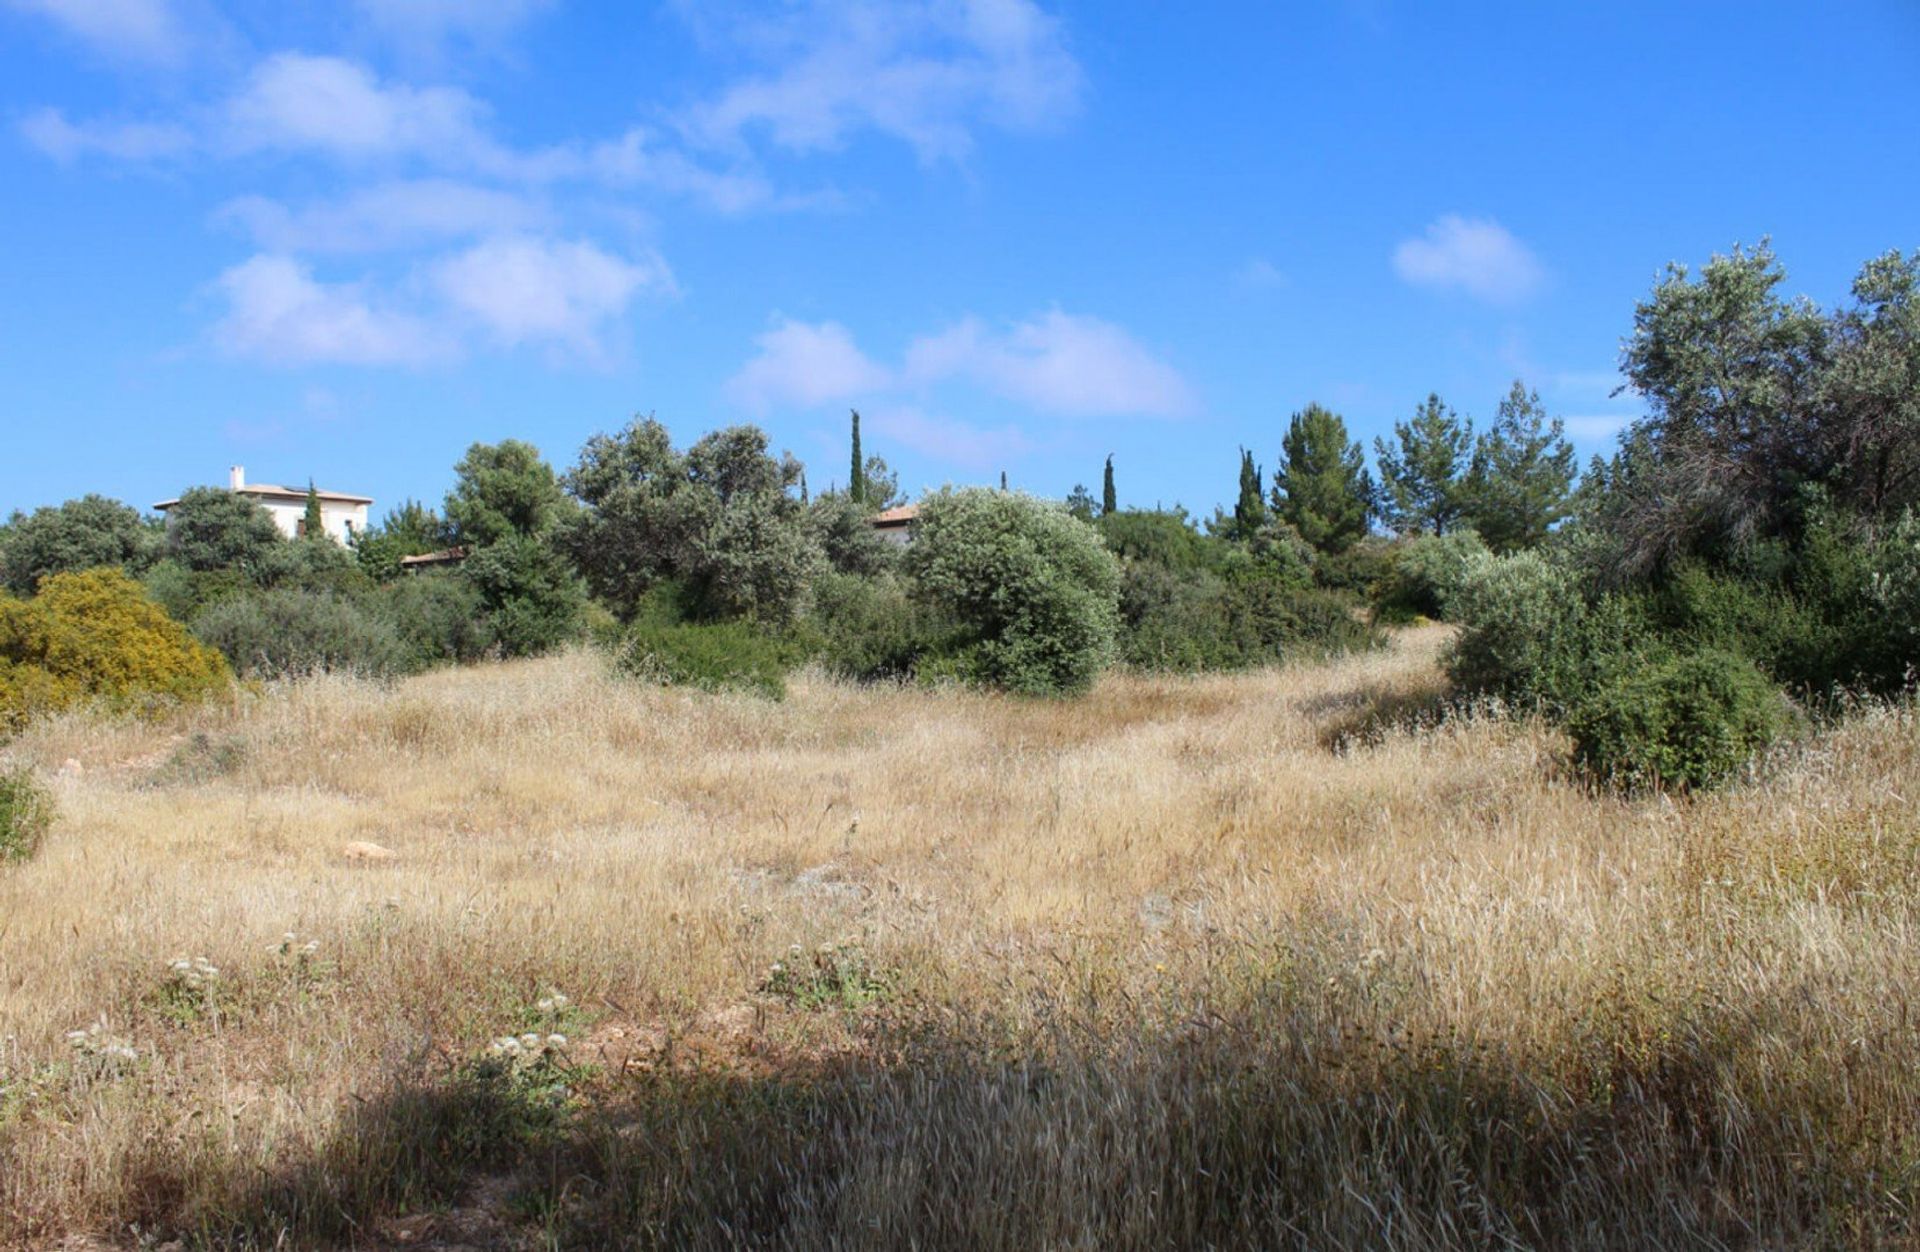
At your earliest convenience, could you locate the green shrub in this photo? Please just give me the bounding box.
[809,571,938,683]
[379,575,497,667]
[616,620,800,699]
[1374,530,1490,623]
[1567,650,1795,791]
[0,568,230,731]
[0,766,51,862]
[461,534,586,659]
[193,589,411,680]
[1226,580,1380,660]
[1448,551,1601,709]
[905,489,1120,696]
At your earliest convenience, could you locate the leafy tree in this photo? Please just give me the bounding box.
[301,482,325,541]
[163,487,284,576]
[860,454,902,510]
[353,500,448,582]
[1230,448,1267,540]
[1272,404,1372,553]
[905,488,1120,695]
[1464,381,1577,553]
[1065,484,1098,521]
[1375,393,1472,536]
[445,440,570,548]
[445,440,582,654]
[561,418,818,623]
[0,495,157,595]
[460,534,584,657]
[808,490,896,577]
[1102,455,1117,516]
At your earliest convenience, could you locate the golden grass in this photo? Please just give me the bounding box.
[1,624,1917,1248]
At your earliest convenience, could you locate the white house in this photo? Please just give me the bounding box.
[154,466,372,544]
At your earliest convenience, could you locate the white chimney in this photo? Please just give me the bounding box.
[229,465,245,490]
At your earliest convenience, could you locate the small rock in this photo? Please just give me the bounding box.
[342,841,398,863]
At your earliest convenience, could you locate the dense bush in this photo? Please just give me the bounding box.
[162,487,284,575]
[193,589,412,680]
[906,489,1120,696]
[809,571,937,683]
[0,495,158,595]
[381,574,497,667]
[1374,530,1490,623]
[1568,650,1795,791]
[0,568,229,731]
[461,534,585,659]
[616,619,801,699]
[0,765,52,862]
[1447,551,1603,709]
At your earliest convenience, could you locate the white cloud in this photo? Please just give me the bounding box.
[681,0,1083,161]
[904,310,1196,417]
[1392,214,1544,304]
[224,53,501,167]
[212,254,448,367]
[215,180,546,253]
[431,235,671,354]
[726,317,892,414]
[4,0,183,62]
[869,405,1032,471]
[18,106,191,162]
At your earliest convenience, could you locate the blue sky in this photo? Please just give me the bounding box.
[3,1,1917,521]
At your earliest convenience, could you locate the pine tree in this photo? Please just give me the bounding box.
[302,481,325,542]
[849,410,866,506]
[1232,447,1268,539]
[1273,405,1372,553]
[1464,380,1577,552]
[1374,394,1472,536]
[1101,455,1117,516]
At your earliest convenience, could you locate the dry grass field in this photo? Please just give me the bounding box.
[2,624,1917,1248]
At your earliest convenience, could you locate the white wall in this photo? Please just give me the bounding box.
[254,498,369,544]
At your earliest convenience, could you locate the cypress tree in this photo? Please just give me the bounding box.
[1101,454,1117,516]
[1233,448,1268,539]
[1000,470,1008,492]
[302,481,325,541]
[849,410,866,506]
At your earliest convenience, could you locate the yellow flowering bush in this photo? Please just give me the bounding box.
[0,567,229,732]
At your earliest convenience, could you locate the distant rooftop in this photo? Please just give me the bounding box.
[153,465,371,511]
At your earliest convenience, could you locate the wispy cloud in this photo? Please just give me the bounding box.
[431,235,672,357]
[726,309,1196,422]
[214,180,547,254]
[869,405,1035,471]
[3,0,184,63]
[679,0,1083,162]
[353,0,555,55]
[1236,257,1287,290]
[18,106,191,162]
[727,317,892,414]
[1393,214,1544,304]
[904,311,1196,418]
[212,255,450,367]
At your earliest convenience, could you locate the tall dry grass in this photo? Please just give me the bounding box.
[0,625,1916,1248]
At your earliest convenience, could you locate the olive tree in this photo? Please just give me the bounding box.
[905,487,1119,695]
